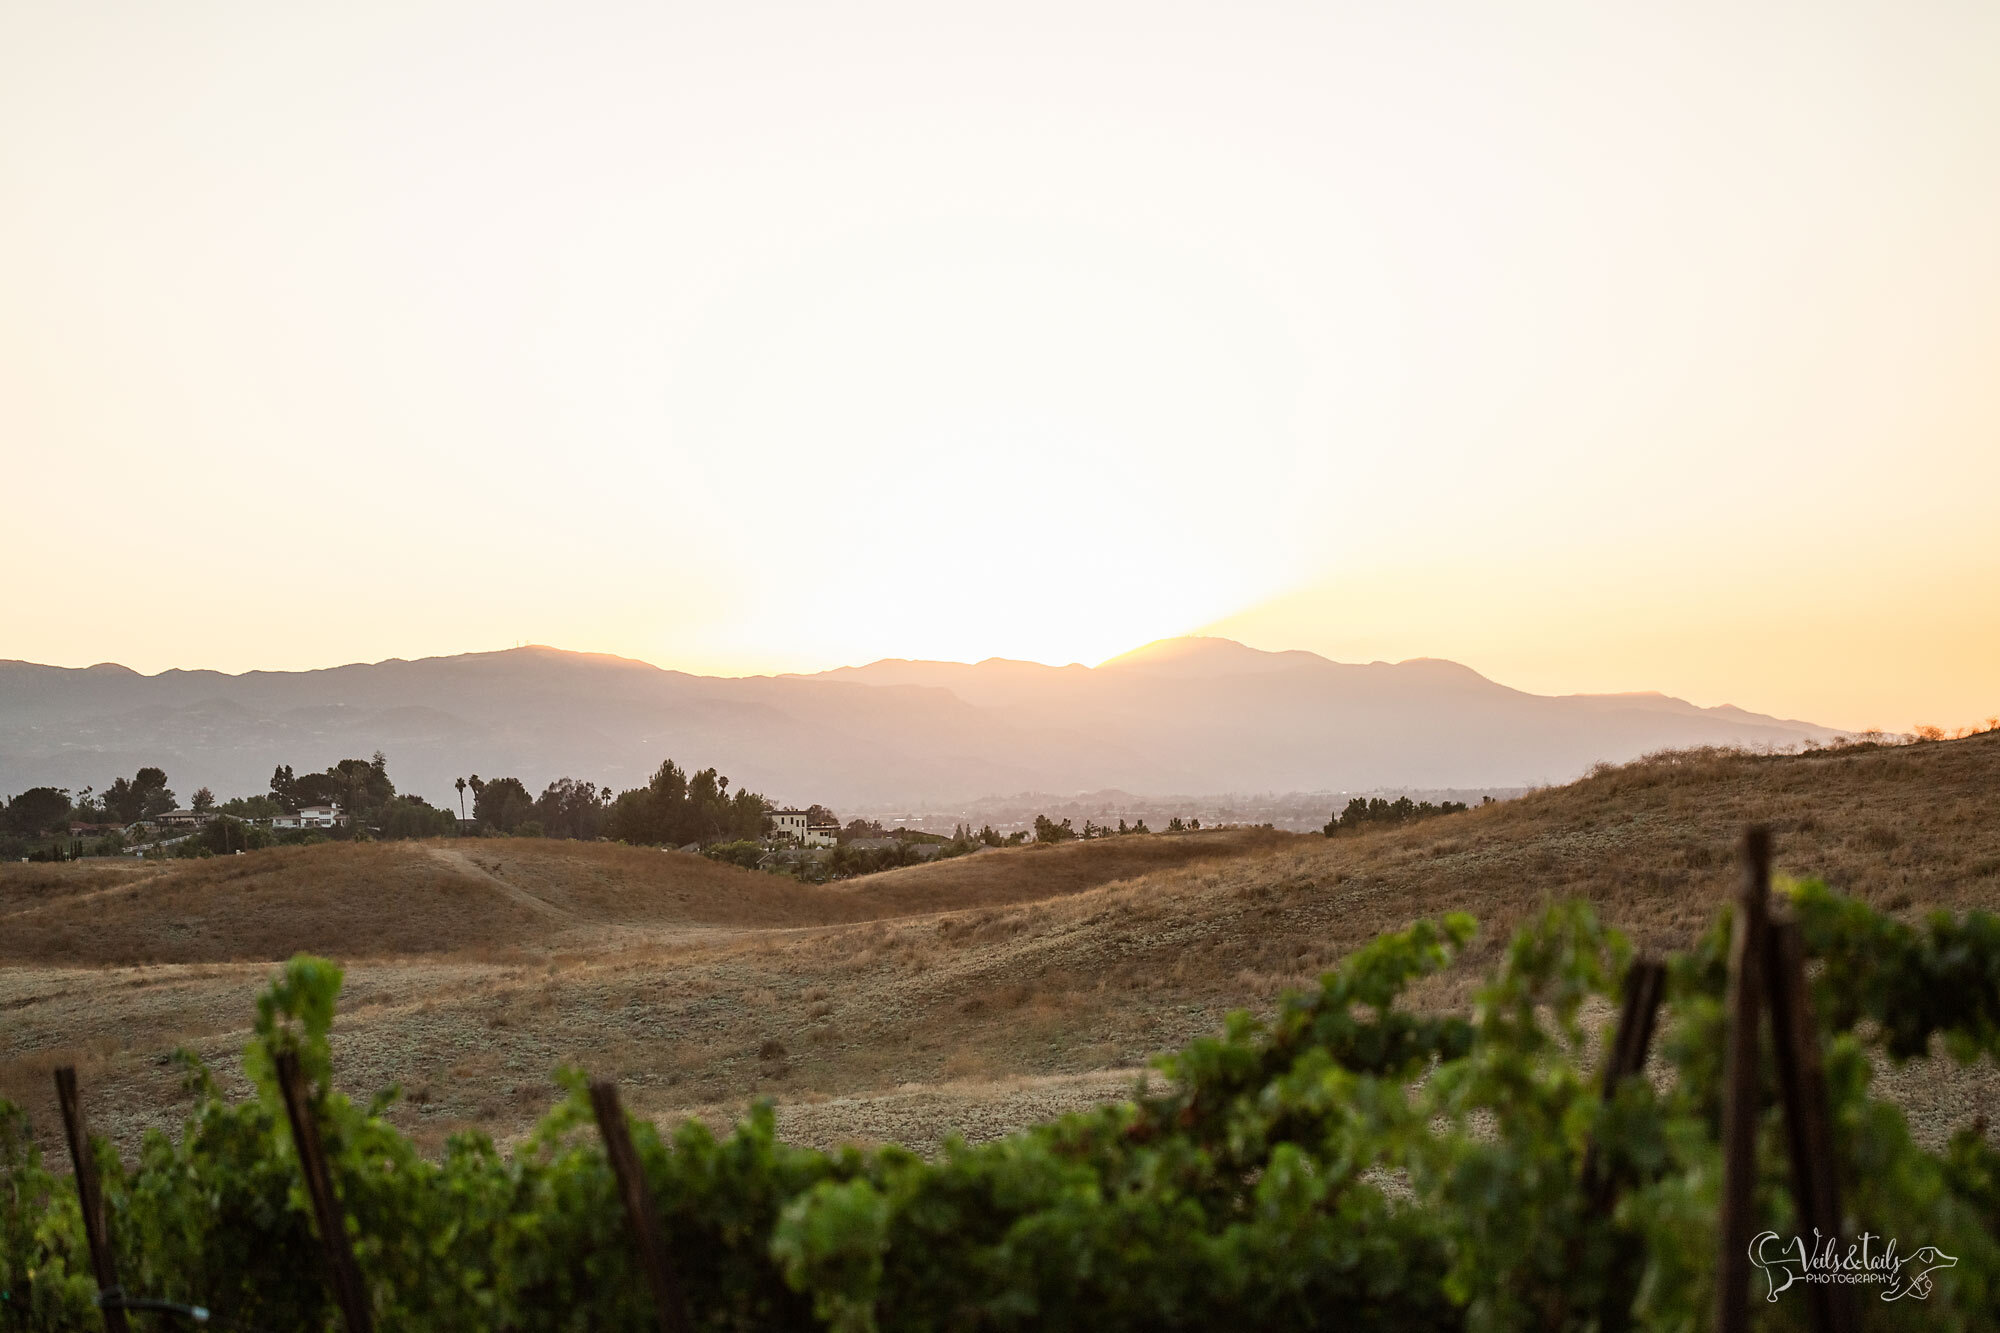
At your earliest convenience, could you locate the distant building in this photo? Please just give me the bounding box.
[272,804,345,830]
[152,809,214,829]
[771,809,837,848]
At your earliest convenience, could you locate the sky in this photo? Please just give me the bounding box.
[3,1,1996,733]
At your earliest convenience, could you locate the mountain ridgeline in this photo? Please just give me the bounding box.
[0,637,1833,810]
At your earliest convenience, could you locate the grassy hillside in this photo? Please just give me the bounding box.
[0,843,552,964]
[0,827,1288,965]
[2,735,1994,1162]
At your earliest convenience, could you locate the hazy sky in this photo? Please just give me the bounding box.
[4,1,1996,731]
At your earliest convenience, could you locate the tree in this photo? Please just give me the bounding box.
[604,788,659,844]
[104,768,174,822]
[687,768,723,841]
[279,757,397,826]
[1033,814,1075,844]
[219,794,284,820]
[191,787,215,814]
[600,756,773,848]
[1325,797,1369,837]
[4,787,72,837]
[728,787,772,841]
[180,815,275,857]
[455,777,468,820]
[290,771,339,808]
[380,795,454,840]
[104,777,137,822]
[473,777,535,833]
[132,766,176,817]
[534,778,608,840]
[648,761,690,842]
[334,756,395,819]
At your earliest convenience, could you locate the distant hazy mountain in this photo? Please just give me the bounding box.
[0,637,1835,811]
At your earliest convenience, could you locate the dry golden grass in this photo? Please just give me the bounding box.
[3,734,1995,1160]
[0,827,1289,966]
[0,858,159,915]
[824,828,1290,917]
[0,843,551,965]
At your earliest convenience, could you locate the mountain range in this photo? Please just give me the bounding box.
[0,637,1835,812]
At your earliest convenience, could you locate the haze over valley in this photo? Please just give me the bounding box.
[0,636,1835,813]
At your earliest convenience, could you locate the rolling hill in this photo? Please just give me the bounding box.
[0,637,1835,808]
[3,730,1992,1162]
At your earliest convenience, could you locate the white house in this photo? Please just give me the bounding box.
[771,809,837,848]
[273,804,345,830]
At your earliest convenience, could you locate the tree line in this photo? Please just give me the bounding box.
[449,759,773,846]
[2,767,194,859]
[1032,813,1205,842]
[10,753,1311,867]
[2,767,179,841]
[1321,794,1474,836]
[3,750,782,861]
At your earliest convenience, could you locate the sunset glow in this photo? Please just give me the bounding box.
[4,2,1996,733]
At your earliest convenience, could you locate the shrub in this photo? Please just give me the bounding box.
[703,839,766,869]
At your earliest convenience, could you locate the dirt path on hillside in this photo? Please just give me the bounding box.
[421,846,576,922]
[0,867,173,920]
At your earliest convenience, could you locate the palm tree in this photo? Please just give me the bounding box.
[455,777,468,820]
